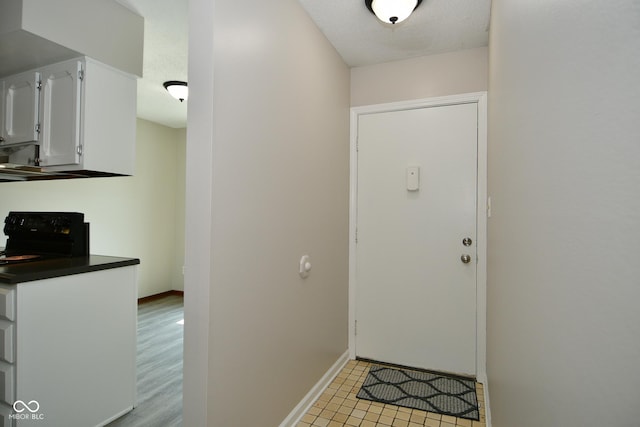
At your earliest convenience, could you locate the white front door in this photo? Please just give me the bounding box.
[355,102,478,376]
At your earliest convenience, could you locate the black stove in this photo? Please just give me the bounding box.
[1,212,89,264]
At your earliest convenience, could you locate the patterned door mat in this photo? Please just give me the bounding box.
[356,364,480,421]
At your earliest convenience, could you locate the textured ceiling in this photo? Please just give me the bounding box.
[297,0,491,67]
[116,0,188,129]
[115,0,490,129]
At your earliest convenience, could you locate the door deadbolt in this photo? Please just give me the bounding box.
[462,237,472,247]
[461,254,472,264]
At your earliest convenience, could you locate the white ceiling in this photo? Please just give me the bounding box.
[116,0,188,129]
[297,0,491,67]
[117,0,490,129]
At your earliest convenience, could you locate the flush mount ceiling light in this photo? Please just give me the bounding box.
[365,0,423,25]
[163,80,188,102]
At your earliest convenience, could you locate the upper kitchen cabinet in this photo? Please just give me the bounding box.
[44,57,136,175]
[3,57,137,176]
[0,71,41,146]
[0,1,142,181]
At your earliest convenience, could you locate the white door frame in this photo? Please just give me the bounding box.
[349,92,488,383]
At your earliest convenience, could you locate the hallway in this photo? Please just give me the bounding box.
[108,294,183,426]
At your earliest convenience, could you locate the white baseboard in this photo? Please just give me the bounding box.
[279,350,350,427]
[480,375,492,427]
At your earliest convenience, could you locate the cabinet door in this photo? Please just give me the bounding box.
[0,72,40,146]
[0,403,15,427]
[38,60,82,167]
[0,288,15,322]
[0,363,14,407]
[0,321,13,364]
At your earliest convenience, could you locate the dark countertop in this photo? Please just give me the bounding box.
[0,255,140,284]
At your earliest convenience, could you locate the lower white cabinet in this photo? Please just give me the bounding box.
[0,266,137,427]
[0,322,14,364]
[0,401,13,427]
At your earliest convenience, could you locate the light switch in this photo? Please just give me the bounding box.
[407,166,420,191]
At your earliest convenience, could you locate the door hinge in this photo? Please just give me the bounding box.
[33,145,41,166]
[77,145,83,156]
[35,123,41,134]
[356,138,359,153]
[78,69,85,81]
[36,80,42,90]
[355,228,358,244]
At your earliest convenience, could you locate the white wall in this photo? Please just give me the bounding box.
[487,2,640,426]
[351,47,488,106]
[0,1,22,33]
[172,130,186,292]
[0,118,186,297]
[20,0,144,76]
[184,0,350,425]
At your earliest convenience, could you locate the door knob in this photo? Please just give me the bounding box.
[462,237,472,246]
[461,254,471,264]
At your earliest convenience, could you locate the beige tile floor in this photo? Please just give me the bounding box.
[296,359,485,427]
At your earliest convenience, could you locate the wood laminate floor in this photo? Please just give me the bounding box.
[107,294,183,427]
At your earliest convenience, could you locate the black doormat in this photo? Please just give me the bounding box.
[356,364,480,421]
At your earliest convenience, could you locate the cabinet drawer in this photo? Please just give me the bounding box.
[0,402,14,427]
[0,290,14,322]
[0,362,14,406]
[0,323,13,364]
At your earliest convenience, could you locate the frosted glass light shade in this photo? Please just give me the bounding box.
[370,0,419,24]
[163,81,188,102]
